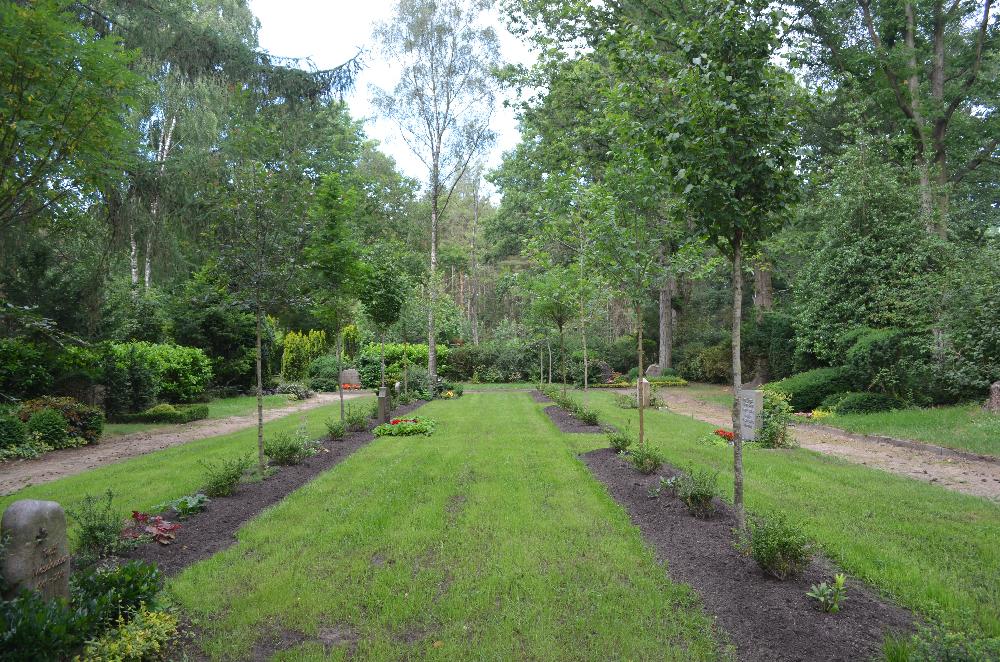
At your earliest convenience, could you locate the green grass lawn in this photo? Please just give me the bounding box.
[0,397,371,517]
[675,382,734,408]
[103,394,295,437]
[170,393,727,661]
[580,391,1000,639]
[820,404,1000,457]
[459,381,537,391]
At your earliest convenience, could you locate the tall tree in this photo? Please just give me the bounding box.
[374,0,498,385]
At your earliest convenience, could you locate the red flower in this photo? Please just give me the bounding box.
[714,429,735,441]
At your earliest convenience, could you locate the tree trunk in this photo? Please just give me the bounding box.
[547,337,552,383]
[428,172,439,385]
[470,181,480,345]
[559,324,567,397]
[731,232,745,531]
[637,302,645,447]
[255,305,265,475]
[337,334,345,422]
[538,345,543,389]
[143,233,152,289]
[129,224,139,289]
[752,261,774,384]
[403,341,409,393]
[581,320,589,399]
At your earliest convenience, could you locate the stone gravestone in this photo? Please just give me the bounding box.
[739,390,764,442]
[339,368,360,388]
[377,386,390,425]
[638,378,652,408]
[984,381,1000,414]
[394,381,401,396]
[645,364,662,378]
[1,500,70,601]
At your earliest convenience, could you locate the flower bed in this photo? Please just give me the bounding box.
[373,417,436,437]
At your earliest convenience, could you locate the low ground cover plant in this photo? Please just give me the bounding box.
[675,465,721,518]
[738,513,813,579]
[373,417,436,437]
[25,408,72,449]
[825,391,903,415]
[264,430,320,465]
[628,444,664,475]
[17,396,104,444]
[884,625,1000,662]
[807,573,848,613]
[200,454,253,497]
[68,490,141,565]
[325,417,347,440]
[275,381,314,400]
[123,511,182,545]
[154,493,209,519]
[649,376,689,387]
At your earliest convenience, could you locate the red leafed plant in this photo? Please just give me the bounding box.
[123,511,181,545]
[714,429,735,441]
[390,418,417,425]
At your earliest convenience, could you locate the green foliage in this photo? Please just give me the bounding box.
[759,391,794,449]
[840,327,936,403]
[25,408,71,449]
[744,312,799,381]
[676,341,732,384]
[325,418,347,440]
[0,339,51,400]
[829,392,903,416]
[357,343,450,388]
[70,561,163,629]
[443,340,535,383]
[615,393,638,409]
[649,376,688,387]
[0,589,95,661]
[628,444,664,475]
[308,354,342,392]
[264,431,319,466]
[345,403,370,432]
[674,465,721,518]
[281,329,327,381]
[765,367,853,412]
[77,604,179,662]
[200,455,253,497]
[885,625,1000,662]
[67,490,137,564]
[101,344,158,419]
[105,342,213,408]
[155,493,209,519]
[117,403,209,424]
[373,417,436,437]
[0,413,28,450]
[607,428,634,453]
[274,382,313,401]
[739,513,812,579]
[17,396,104,445]
[807,573,847,614]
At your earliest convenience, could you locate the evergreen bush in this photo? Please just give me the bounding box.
[764,367,853,411]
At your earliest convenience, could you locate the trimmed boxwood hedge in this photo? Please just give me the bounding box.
[827,392,903,415]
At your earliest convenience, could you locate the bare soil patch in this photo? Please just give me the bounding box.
[530,390,552,403]
[543,404,604,434]
[120,401,425,576]
[582,447,915,662]
[657,390,1000,501]
[0,392,362,495]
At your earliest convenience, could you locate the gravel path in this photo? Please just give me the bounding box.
[655,389,1000,501]
[0,392,362,495]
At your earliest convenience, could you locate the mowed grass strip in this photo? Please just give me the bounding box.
[577,391,1000,638]
[170,393,726,661]
[104,393,297,437]
[0,398,371,515]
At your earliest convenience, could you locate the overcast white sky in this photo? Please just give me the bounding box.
[248,1,535,188]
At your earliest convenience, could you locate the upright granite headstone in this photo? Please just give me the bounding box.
[377,386,390,424]
[638,378,652,408]
[339,368,360,387]
[1,500,70,601]
[394,381,401,396]
[739,389,764,442]
[645,364,662,378]
[984,381,1000,414]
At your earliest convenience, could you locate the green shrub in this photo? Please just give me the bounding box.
[325,417,347,440]
[70,561,163,628]
[628,444,664,475]
[345,403,370,432]
[200,455,253,497]
[0,339,53,400]
[819,392,852,411]
[264,431,317,465]
[648,376,688,387]
[358,343,451,387]
[103,342,212,414]
[572,403,600,426]
[675,465,721,517]
[0,412,27,450]
[77,604,179,662]
[830,391,903,415]
[738,513,812,579]
[275,381,313,400]
[759,390,794,448]
[282,330,327,381]
[17,396,104,444]
[0,590,93,660]
[607,429,634,452]
[677,340,732,384]
[117,403,209,424]
[68,490,138,564]
[764,367,853,411]
[25,408,71,449]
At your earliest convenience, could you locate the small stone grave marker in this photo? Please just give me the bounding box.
[739,390,764,442]
[638,378,652,408]
[340,368,360,387]
[645,363,662,378]
[377,386,390,424]
[394,381,401,396]
[1,500,70,601]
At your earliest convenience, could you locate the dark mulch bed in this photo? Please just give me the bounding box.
[531,390,552,403]
[544,405,605,434]
[121,401,426,577]
[581,448,915,662]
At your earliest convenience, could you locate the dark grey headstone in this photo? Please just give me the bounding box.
[1,500,70,601]
[339,368,360,386]
[377,387,390,424]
